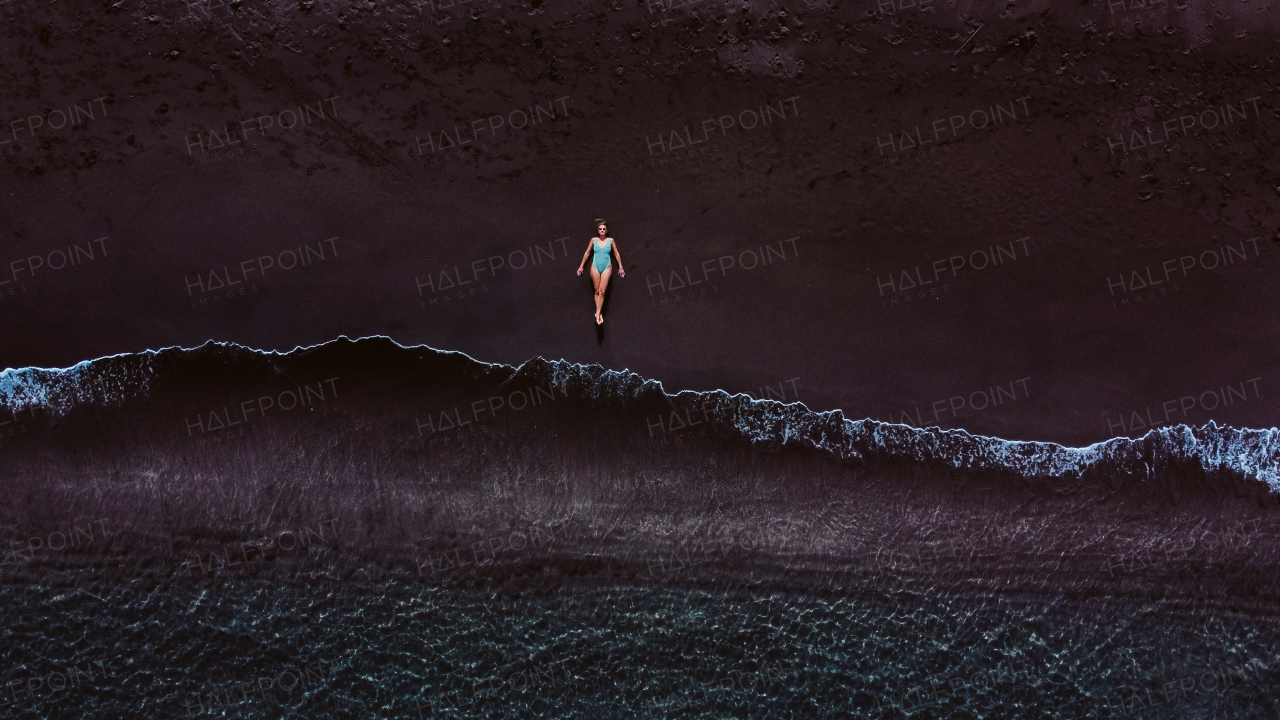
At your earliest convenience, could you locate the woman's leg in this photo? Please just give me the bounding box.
[596,267,612,323]
[590,266,604,321]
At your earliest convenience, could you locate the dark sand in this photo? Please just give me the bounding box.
[0,0,1277,446]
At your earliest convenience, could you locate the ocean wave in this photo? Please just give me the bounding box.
[2,336,1276,492]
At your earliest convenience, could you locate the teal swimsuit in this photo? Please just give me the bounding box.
[592,237,612,273]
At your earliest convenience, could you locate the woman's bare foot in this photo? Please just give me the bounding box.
[596,312,603,325]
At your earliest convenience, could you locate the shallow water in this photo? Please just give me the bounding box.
[1,575,1276,719]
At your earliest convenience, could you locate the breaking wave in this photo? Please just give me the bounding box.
[2,336,1276,492]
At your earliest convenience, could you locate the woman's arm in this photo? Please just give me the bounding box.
[611,239,624,277]
[577,239,592,275]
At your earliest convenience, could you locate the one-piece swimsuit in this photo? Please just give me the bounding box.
[592,238,612,273]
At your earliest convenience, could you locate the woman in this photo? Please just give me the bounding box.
[576,218,625,325]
